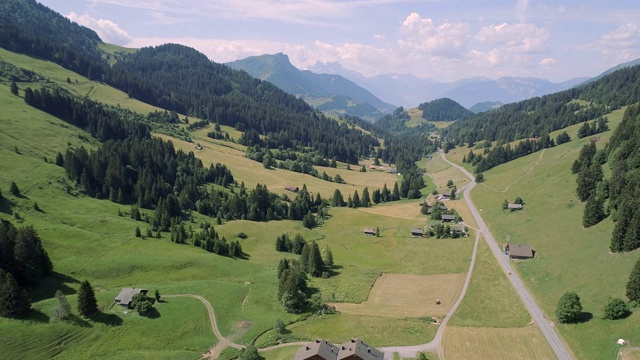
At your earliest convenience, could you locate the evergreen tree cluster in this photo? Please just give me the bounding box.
[607,105,640,252]
[24,86,151,142]
[276,259,308,314]
[299,241,326,278]
[0,220,53,318]
[576,117,609,139]
[570,142,608,227]
[275,233,306,254]
[0,220,52,288]
[170,221,243,257]
[418,98,473,121]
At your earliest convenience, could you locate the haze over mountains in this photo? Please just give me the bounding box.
[227,53,395,122]
[309,61,590,109]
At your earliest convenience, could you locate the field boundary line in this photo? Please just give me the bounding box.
[480,149,545,193]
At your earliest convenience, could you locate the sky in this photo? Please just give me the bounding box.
[38,0,640,83]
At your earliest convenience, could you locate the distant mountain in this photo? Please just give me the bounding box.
[418,98,473,121]
[227,54,395,122]
[309,61,588,109]
[579,58,640,85]
[468,101,503,113]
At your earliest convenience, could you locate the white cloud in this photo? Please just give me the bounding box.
[539,57,556,66]
[398,13,471,55]
[67,12,132,45]
[583,23,640,68]
[516,0,529,22]
[475,22,549,53]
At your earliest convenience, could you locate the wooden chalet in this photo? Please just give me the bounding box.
[363,228,376,236]
[441,214,456,223]
[285,186,300,193]
[294,339,340,360]
[410,228,424,237]
[337,339,383,360]
[441,191,451,199]
[507,243,534,259]
[114,288,148,308]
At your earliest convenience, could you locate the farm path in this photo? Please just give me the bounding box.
[164,294,244,359]
[164,293,308,359]
[479,149,546,193]
[379,183,480,360]
[439,151,574,360]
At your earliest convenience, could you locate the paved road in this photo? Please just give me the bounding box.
[440,151,574,360]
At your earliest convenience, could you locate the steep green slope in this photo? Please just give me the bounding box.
[418,98,473,121]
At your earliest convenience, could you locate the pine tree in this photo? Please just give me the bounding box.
[626,257,640,302]
[299,244,310,270]
[392,182,400,201]
[0,270,31,318]
[155,289,161,302]
[53,290,71,320]
[308,242,324,277]
[10,81,18,96]
[302,211,316,229]
[583,194,606,227]
[352,190,361,208]
[322,246,334,267]
[361,187,371,207]
[77,280,98,317]
[9,182,19,196]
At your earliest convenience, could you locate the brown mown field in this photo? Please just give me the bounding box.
[330,273,465,319]
[442,326,556,360]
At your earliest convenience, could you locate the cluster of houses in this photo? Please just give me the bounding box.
[294,338,383,360]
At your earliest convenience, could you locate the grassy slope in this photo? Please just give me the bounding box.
[0,48,474,357]
[456,107,640,360]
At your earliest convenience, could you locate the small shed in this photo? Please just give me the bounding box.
[442,191,451,199]
[429,220,441,228]
[388,169,398,174]
[285,186,300,193]
[363,228,376,236]
[294,339,339,360]
[410,228,424,238]
[507,243,534,259]
[618,339,627,346]
[507,203,523,211]
[441,214,456,223]
[451,225,466,235]
[114,288,148,308]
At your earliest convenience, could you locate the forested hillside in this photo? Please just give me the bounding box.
[0,0,106,80]
[107,44,377,164]
[444,64,640,145]
[419,98,472,121]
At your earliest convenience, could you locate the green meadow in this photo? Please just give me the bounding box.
[465,107,640,360]
[0,56,475,359]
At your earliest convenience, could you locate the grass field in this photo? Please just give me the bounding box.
[449,237,530,328]
[0,68,475,358]
[331,273,465,319]
[286,312,438,347]
[442,326,556,360]
[464,107,640,360]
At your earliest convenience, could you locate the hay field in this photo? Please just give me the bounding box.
[331,273,465,319]
[442,326,556,360]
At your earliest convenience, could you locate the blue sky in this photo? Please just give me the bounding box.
[38,0,640,82]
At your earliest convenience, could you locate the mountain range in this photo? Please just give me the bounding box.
[227,53,395,122]
[309,61,592,109]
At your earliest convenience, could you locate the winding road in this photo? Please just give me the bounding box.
[439,151,574,360]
